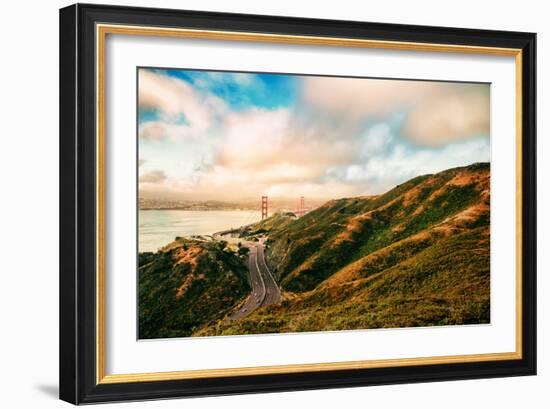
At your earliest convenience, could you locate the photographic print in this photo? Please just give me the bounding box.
[137,68,491,340]
[60,7,536,402]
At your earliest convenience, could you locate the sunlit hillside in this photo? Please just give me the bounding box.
[198,163,490,336]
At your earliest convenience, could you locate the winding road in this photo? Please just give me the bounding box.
[227,240,281,320]
[255,241,281,307]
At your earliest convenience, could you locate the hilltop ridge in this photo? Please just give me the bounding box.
[198,162,490,336]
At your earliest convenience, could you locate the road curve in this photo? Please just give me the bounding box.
[255,242,281,306]
[228,241,281,320]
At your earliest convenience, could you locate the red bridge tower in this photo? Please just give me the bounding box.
[293,196,313,217]
[261,196,268,220]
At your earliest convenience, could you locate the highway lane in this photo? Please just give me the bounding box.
[256,242,281,306]
[226,240,281,320]
[229,245,266,320]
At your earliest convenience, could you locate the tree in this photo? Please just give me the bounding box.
[238,247,250,257]
[217,240,227,251]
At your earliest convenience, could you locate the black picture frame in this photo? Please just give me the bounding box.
[59,3,536,405]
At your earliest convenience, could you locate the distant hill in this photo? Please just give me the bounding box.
[199,163,490,336]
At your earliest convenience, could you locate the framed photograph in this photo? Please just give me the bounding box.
[59,3,536,404]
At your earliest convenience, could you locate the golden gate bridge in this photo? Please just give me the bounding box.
[261,196,313,220]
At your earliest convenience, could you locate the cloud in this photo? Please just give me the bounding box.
[193,71,255,88]
[217,106,360,167]
[138,70,490,201]
[139,121,198,141]
[138,70,227,140]
[338,135,490,194]
[303,77,489,146]
[138,104,364,200]
[403,85,490,145]
[215,108,292,169]
[138,159,146,167]
[139,170,167,184]
[180,70,296,110]
[359,123,393,156]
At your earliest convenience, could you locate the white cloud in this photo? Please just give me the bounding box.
[138,71,490,202]
[343,137,490,194]
[404,86,490,145]
[215,107,357,172]
[138,70,227,140]
[360,123,393,156]
[303,77,489,146]
[216,108,292,169]
[138,104,363,200]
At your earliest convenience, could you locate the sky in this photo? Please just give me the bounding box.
[138,68,490,202]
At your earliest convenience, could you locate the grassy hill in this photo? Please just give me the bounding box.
[138,238,249,339]
[242,211,297,238]
[198,162,491,336]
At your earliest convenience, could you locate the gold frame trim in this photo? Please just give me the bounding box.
[96,23,523,385]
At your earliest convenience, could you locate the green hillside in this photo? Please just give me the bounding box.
[245,211,297,236]
[198,162,491,336]
[138,238,249,339]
